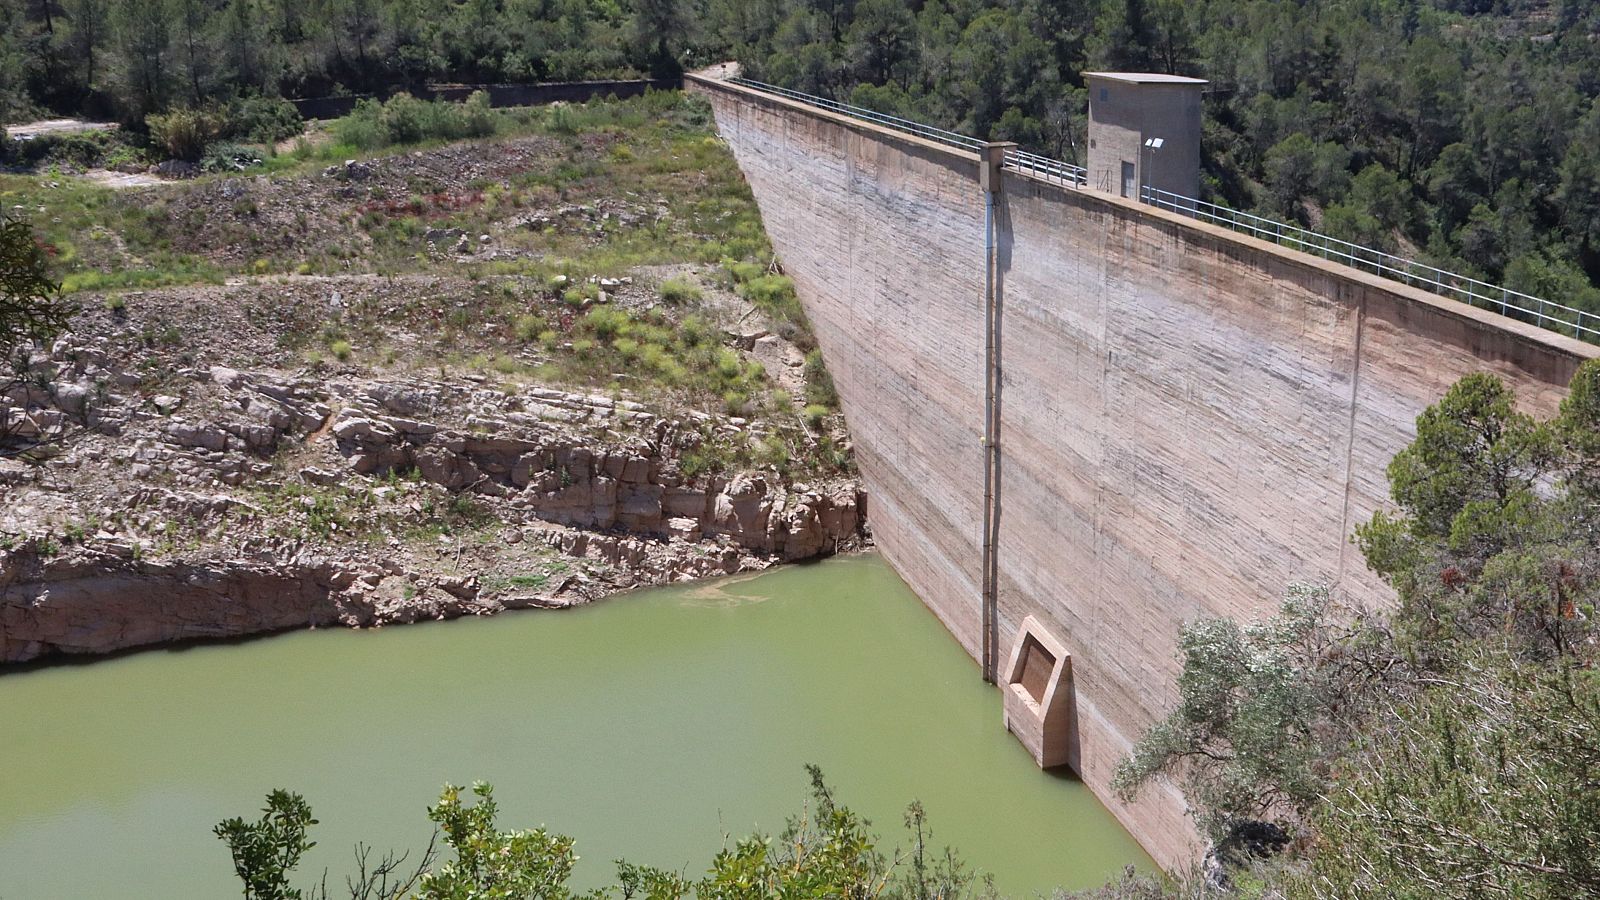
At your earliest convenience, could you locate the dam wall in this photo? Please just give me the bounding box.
[687,75,1598,869]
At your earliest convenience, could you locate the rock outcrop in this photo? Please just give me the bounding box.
[0,542,576,663]
[328,387,863,562]
[1,331,867,665]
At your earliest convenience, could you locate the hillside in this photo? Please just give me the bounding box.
[7,0,1597,319]
[0,92,866,662]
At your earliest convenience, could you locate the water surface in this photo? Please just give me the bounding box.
[0,554,1151,897]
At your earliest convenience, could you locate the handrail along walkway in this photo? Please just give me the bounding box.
[1141,187,1600,341]
[728,77,984,152]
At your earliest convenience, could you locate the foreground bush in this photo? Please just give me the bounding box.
[219,768,999,900]
[1300,658,1600,899]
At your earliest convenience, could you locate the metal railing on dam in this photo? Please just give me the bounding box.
[1004,149,1089,188]
[728,78,985,152]
[719,77,1599,344]
[1139,187,1600,342]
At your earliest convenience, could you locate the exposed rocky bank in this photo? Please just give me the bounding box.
[1,275,866,664]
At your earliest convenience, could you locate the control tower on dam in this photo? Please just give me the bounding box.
[685,71,1598,868]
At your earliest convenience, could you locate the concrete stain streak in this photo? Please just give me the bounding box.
[1337,292,1367,578]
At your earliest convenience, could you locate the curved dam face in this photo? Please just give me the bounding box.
[689,76,1598,869]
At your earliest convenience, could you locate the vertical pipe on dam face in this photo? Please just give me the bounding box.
[982,187,997,683]
[979,142,1016,684]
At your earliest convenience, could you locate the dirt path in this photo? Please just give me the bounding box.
[6,118,117,140]
[80,169,165,189]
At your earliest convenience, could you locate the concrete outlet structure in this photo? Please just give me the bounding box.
[686,73,1597,869]
[1085,72,1206,200]
[1002,616,1076,769]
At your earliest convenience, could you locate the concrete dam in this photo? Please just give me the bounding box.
[686,73,1599,868]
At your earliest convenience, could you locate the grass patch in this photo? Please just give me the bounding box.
[659,277,701,304]
[61,265,225,294]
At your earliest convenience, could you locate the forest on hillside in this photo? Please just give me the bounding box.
[3,0,1600,311]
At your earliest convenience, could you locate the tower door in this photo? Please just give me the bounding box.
[1121,160,1136,198]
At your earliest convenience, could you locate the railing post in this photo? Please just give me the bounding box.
[980,142,1015,194]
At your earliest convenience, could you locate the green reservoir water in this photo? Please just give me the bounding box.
[0,554,1151,898]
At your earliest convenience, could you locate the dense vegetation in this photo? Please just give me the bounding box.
[1115,358,1600,897]
[6,0,1600,313]
[0,210,72,457]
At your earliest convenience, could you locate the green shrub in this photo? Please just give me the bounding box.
[147,107,226,162]
[20,129,117,167]
[755,435,790,470]
[381,93,428,144]
[804,350,838,407]
[333,93,500,151]
[715,347,742,379]
[102,143,151,169]
[549,104,577,135]
[658,277,701,304]
[803,403,830,429]
[329,339,353,361]
[678,448,709,479]
[461,90,496,138]
[513,313,545,342]
[582,306,629,339]
[725,260,764,283]
[679,315,713,346]
[740,274,801,319]
[226,96,304,143]
[333,101,386,150]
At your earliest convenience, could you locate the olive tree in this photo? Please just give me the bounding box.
[1111,584,1355,845]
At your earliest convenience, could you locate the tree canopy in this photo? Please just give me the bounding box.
[5,1,1598,319]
